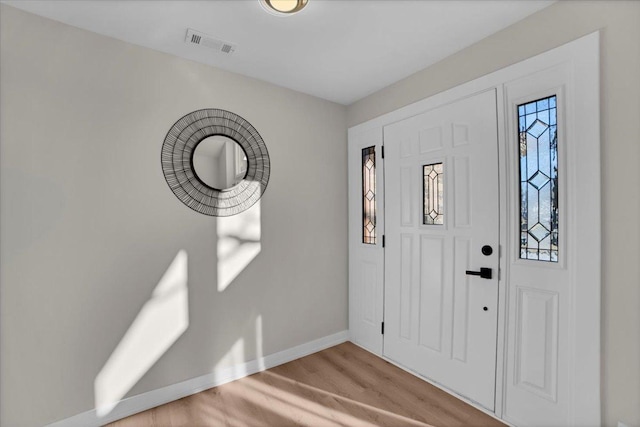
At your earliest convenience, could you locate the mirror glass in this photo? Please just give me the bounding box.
[192,135,248,190]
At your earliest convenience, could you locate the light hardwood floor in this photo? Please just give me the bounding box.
[109,342,505,427]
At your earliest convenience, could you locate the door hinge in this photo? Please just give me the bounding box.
[381,145,385,159]
[381,322,385,335]
[382,235,385,248]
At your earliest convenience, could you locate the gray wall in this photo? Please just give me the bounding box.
[348,2,640,426]
[0,5,347,426]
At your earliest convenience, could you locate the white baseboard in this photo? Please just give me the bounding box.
[46,330,349,427]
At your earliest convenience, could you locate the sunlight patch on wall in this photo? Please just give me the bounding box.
[255,315,264,370]
[214,337,246,379]
[217,200,261,291]
[94,250,189,417]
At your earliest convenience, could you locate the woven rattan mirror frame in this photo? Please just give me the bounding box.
[161,109,270,216]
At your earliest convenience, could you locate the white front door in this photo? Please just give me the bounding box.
[384,89,500,410]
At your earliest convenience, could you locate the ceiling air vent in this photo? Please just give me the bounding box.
[185,29,236,55]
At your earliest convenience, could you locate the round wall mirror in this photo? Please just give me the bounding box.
[162,109,270,217]
[192,135,248,190]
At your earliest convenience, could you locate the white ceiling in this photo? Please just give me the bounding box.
[3,0,554,105]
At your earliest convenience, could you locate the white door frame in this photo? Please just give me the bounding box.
[348,32,600,425]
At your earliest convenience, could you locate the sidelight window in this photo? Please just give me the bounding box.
[518,95,558,262]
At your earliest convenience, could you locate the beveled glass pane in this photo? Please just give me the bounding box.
[423,163,444,225]
[537,98,549,110]
[518,95,559,262]
[362,146,376,244]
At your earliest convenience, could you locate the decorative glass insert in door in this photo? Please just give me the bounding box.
[518,95,558,262]
[423,163,444,225]
[362,146,376,244]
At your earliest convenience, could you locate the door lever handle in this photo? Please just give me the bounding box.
[465,267,492,279]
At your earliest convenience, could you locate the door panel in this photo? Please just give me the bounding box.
[418,234,444,351]
[514,287,559,401]
[384,90,500,410]
[452,236,471,362]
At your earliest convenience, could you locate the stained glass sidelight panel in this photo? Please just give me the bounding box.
[518,95,558,262]
[362,146,376,244]
[423,163,444,225]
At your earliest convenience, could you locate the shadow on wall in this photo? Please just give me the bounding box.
[93,199,263,418]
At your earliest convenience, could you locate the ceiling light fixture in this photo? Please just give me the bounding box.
[260,0,308,16]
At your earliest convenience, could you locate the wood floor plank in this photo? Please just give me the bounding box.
[107,342,505,427]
